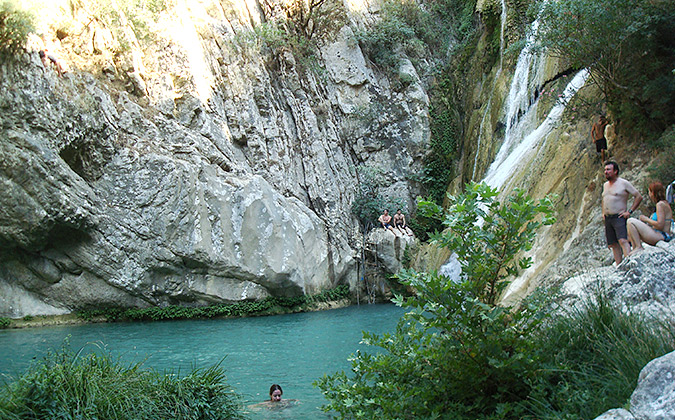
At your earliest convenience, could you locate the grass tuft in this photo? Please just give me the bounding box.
[527,292,675,419]
[0,341,246,420]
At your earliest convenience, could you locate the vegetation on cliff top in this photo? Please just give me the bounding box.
[536,0,675,182]
[0,1,34,60]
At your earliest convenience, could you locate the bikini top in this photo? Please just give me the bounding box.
[651,212,674,223]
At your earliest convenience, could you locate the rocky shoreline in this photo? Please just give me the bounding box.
[1,298,357,330]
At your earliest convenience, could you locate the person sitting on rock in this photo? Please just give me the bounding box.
[627,181,673,254]
[393,209,413,236]
[378,209,399,236]
[39,49,64,77]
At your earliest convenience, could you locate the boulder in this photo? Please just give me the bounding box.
[366,229,417,274]
[630,350,675,420]
[593,350,675,420]
[561,241,675,319]
[594,409,635,420]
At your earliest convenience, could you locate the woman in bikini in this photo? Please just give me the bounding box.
[627,181,673,254]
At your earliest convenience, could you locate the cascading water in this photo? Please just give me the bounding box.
[483,69,589,191]
[441,11,589,280]
[499,0,507,70]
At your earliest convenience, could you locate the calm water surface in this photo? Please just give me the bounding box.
[0,303,405,419]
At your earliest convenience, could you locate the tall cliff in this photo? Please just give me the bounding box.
[1,0,430,317]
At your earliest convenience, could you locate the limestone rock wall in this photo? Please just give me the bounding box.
[0,0,428,317]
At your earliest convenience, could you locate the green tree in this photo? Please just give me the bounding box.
[351,165,405,230]
[0,1,35,60]
[257,0,347,61]
[536,0,675,134]
[317,183,556,418]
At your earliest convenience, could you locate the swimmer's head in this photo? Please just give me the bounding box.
[269,384,282,402]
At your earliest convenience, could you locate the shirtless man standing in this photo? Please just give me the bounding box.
[602,161,642,265]
[591,115,609,162]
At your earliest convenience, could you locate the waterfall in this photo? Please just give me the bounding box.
[483,68,589,191]
[499,0,507,70]
[471,96,495,181]
[440,12,589,280]
[482,13,589,192]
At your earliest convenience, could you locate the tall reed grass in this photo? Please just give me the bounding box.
[527,292,675,419]
[0,342,246,420]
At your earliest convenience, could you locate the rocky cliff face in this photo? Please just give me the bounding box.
[0,0,429,317]
[449,0,658,304]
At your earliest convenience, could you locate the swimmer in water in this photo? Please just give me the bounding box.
[247,384,299,411]
[269,384,283,402]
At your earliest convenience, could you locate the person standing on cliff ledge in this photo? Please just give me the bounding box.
[591,115,609,162]
[602,161,642,265]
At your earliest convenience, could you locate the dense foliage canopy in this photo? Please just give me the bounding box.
[536,0,675,135]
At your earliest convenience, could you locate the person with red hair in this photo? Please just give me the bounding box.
[627,181,673,254]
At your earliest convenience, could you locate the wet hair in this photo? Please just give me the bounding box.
[604,161,619,175]
[649,181,666,202]
[269,384,282,396]
[39,50,45,58]
[397,209,402,212]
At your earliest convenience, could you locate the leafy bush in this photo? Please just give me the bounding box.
[317,183,556,418]
[236,0,346,72]
[0,2,35,60]
[261,0,347,41]
[358,0,477,71]
[0,317,10,329]
[406,196,444,242]
[0,343,246,420]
